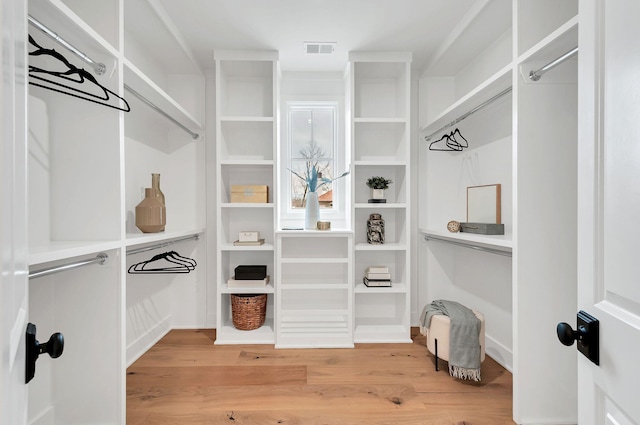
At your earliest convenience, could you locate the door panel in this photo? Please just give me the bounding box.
[579,1,640,424]
[1,0,28,423]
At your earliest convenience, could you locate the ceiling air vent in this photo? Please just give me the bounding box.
[304,42,336,54]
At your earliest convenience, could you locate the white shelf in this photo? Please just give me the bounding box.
[29,240,122,267]
[354,202,407,209]
[125,228,204,248]
[420,228,512,253]
[354,243,407,251]
[353,117,407,124]
[420,65,512,136]
[220,116,274,122]
[280,257,349,264]
[220,203,275,210]
[219,243,275,252]
[220,283,275,295]
[124,60,203,135]
[354,283,407,294]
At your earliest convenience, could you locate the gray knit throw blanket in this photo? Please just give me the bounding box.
[419,299,482,381]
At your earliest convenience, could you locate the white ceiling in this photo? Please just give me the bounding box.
[158,0,478,73]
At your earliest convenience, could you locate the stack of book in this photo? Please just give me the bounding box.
[363,266,391,287]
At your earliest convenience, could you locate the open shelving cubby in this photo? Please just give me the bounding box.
[349,51,412,343]
[214,50,278,345]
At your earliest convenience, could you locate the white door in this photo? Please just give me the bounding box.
[1,0,29,423]
[577,1,640,423]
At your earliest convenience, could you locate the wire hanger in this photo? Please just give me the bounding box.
[27,35,130,112]
[128,251,197,274]
[428,128,468,152]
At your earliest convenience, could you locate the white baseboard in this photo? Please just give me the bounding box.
[517,418,577,425]
[29,406,54,425]
[126,315,171,367]
[485,333,513,373]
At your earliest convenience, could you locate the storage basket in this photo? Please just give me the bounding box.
[231,294,267,330]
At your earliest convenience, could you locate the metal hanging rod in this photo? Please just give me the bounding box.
[424,86,512,141]
[423,234,512,257]
[529,47,578,81]
[29,253,109,279]
[28,15,106,76]
[124,84,200,140]
[127,234,201,256]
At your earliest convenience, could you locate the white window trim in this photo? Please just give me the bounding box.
[279,99,348,229]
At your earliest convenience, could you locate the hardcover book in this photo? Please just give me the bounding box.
[363,277,392,287]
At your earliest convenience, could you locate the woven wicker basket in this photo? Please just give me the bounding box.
[231,294,267,330]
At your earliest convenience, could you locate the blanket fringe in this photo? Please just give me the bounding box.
[449,364,481,382]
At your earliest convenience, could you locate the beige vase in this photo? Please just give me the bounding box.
[151,173,165,206]
[135,188,166,233]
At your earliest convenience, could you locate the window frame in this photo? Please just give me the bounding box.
[280,100,347,225]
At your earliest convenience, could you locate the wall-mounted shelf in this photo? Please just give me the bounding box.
[420,228,512,256]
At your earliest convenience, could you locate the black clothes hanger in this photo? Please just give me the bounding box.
[450,128,468,149]
[28,35,131,112]
[428,128,469,152]
[127,251,197,274]
[429,132,463,152]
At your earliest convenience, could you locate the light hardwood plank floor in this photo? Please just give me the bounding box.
[127,329,515,425]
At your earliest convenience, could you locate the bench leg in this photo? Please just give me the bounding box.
[434,338,439,372]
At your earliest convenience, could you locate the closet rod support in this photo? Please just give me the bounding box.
[124,84,200,140]
[423,234,512,257]
[424,87,512,141]
[127,234,201,256]
[29,253,109,279]
[529,47,578,81]
[28,15,106,76]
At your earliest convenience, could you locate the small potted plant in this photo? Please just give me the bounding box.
[366,176,393,202]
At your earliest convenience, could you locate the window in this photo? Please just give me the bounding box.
[287,102,338,211]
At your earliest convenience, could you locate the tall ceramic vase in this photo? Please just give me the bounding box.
[135,188,166,233]
[305,191,320,230]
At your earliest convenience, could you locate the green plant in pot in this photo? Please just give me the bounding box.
[366,176,392,202]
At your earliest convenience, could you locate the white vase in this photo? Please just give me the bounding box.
[371,188,385,200]
[305,191,320,230]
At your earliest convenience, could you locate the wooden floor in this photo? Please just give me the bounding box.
[127,329,515,425]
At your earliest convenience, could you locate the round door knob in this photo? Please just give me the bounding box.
[556,322,587,346]
[39,332,64,358]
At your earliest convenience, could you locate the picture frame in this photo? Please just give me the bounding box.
[467,184,501,224]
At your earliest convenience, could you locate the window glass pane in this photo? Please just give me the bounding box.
[290,109,312,159]
[287,103,337,210]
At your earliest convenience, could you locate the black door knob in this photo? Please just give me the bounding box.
[556,322,587,346]
[26,322,65,384]
[39,332,64,358]
[556,310,600,365]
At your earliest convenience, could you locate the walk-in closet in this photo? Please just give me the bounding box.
[3,1,639,424]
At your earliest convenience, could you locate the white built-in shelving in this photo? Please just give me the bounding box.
[417,0,578,422]
[26,1,205,423]
[349,52,412,343]
[214,50,279,345]
[275,231,353,348]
